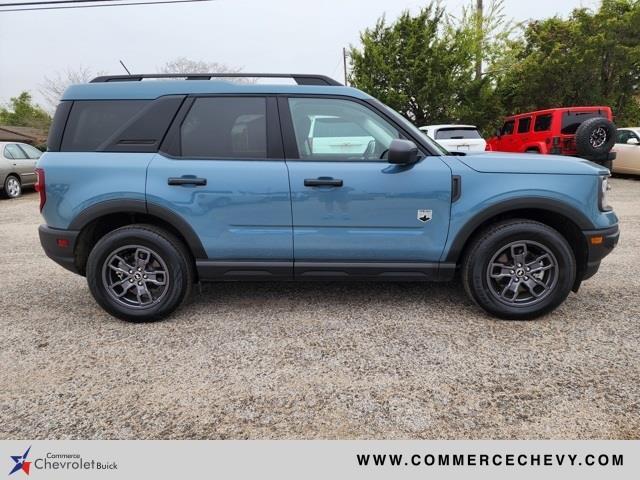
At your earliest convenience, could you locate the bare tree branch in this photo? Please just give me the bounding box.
[39,66,103,111]
[157,57,255,83]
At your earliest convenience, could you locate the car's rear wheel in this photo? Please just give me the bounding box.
[462,220,575,320]
[86,225,193,322]
[3,175,22,198]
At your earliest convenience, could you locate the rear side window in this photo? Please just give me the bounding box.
[501,120,515,136]
[180,97,267,158]
[20,144,42,159]
[62,100,149,151]
[561,110,606,135]
[435,128,482,139]
[517,117,531,133]
[534,114,552,132]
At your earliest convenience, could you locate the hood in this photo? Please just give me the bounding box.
[458,152,608,175]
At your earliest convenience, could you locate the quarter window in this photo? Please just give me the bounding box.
[61,100,149,151]
[288,98,400,161]
[534,114,553,132]
[180,97,267,158]
[517,117,531,134]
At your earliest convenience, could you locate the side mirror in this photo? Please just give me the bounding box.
[495,128,502,138]
[627,137,639,145]
[388,139,419,164]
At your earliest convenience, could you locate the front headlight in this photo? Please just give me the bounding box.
[599,176,612,211]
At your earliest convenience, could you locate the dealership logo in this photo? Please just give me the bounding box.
[8,446,31,476]
[7,446,118,476]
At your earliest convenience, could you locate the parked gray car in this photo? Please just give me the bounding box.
[0,142,41,198]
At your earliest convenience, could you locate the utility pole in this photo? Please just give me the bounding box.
[475,0,483,81]
[342,47,348,86]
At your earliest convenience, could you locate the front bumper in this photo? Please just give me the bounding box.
[581,224,619,281]
[39,224,81,274]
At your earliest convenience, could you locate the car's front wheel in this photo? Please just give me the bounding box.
[462,220,575,320]
[86,225,193,322]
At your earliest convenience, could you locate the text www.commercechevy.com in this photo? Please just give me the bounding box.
[356,452,623,468]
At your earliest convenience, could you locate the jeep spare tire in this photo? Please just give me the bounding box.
[575,117,616,158]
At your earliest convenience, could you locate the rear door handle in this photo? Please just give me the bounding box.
[168,177,207,186]
[304,177,343,187]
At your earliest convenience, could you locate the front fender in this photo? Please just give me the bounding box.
[440,170,616,264]
[443,196,593,263]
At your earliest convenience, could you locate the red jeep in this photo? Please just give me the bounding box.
[486,106,617,166]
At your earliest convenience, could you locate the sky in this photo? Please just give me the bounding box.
[0,0,599,109]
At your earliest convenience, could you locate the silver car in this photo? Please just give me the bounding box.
[0,142,42,198]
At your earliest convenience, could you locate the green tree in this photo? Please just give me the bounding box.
[348,1,511,132]
[455,0,516,131]
[349,4,468,127]
[498,0,640,125]
[0,92,51,130]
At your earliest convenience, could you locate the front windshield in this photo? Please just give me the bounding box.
[369,99,450,156]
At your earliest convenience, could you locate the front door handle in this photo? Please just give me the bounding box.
[168,177,207,186]
[304,177,343,187]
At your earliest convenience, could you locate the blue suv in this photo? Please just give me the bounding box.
[37,73,619,322]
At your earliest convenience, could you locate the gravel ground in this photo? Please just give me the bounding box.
[0,178,639,440]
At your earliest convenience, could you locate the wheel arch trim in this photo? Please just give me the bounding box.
[68,199,207,259]
[443,197,594,263]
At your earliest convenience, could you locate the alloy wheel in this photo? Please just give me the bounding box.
[589,127,608,149]
[101,245,170,309]
[486,240,559,307]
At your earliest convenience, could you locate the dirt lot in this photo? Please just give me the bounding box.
[0,178,638,440]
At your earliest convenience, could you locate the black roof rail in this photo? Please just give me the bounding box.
[90,73,342,86]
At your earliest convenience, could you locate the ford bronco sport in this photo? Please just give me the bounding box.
[486,107,617,167]
[37,73,619,322]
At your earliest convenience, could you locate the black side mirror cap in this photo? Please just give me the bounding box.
[388,139,419,164]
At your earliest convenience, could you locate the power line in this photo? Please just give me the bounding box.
[0,0,129,7]
[0,0,212,11]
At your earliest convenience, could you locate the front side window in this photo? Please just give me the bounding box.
[517,117,532,134]
[616,130,631,144]
[288,98,400,160]
[180,97,267,158]
[501,120,515,136]
[534,114,553,132]
[4,144,27,159]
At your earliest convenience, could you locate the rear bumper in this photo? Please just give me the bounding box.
[39,224,81,274]
[579,151,616,164]
[581,224,619,280]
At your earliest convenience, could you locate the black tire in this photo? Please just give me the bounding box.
[3,174,22,198]
[461,219,575,320]
[525,149,540,154]
[575,117,616,158]
[86,224,194,322]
